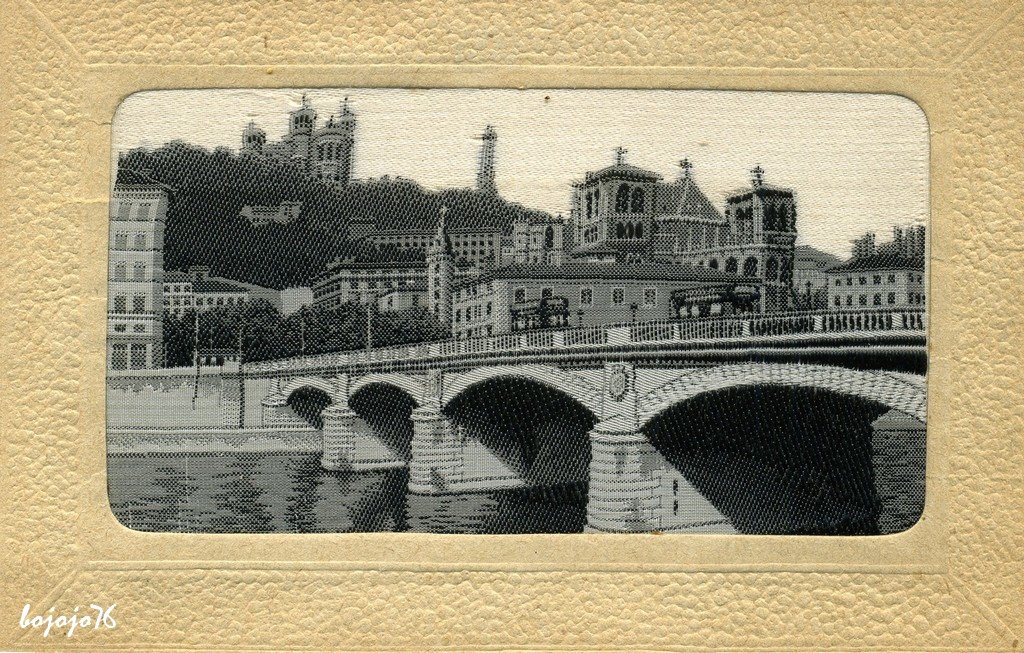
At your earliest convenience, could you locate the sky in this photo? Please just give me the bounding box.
[114,89,929,258]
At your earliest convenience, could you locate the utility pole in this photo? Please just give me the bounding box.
[191,308,200,409]
[299,310,306,355]
[237,324,245,429]
[366,294,376,353]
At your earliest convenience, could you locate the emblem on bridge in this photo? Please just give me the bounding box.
[607,364,633,402]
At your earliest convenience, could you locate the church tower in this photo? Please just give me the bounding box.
[312,97,357,184]
[427,206,454,331]
[476,125,497,194]
[241,121,266,155]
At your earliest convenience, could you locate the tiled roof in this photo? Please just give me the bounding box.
[584,163,663,183]
[457,261,745,288]
[115,167,175,192]
[794,245,842,270]
[825,252,925,273]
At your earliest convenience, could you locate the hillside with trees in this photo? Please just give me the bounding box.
[118,142,551,289]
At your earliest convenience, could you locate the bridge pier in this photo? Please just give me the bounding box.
[585,422,735,533]
[320,404,406,472]
[408,407,463,494]
[871,409,927,534]
[260,392,307,428]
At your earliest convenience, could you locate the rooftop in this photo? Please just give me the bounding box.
[584,163,664,184]
[826,252,925,273]
[456,261,746,289]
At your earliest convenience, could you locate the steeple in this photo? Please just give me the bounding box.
[476,125,497,194]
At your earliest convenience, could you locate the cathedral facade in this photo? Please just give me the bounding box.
[241,94,356,184]
[569,153,797,312]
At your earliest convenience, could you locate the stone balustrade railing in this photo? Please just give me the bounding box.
[243,308,926,375]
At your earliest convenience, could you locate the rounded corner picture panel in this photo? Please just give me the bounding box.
[106,89,927,535]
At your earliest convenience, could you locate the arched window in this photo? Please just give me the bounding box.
[631,187,645,213]
[743,256,759,277]
[626,223,635,239]
[780,258,793,283]
[615,184,630,212]
[635,222,643,238]
[586,194,593,219]
[616,223,626,239]
[766,257,779,280]
[725,257,738,274]
[709,258,719,270]
[544,226,554,248]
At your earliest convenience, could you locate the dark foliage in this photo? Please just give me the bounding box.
[119,143,550,288]
[162,300,449,367]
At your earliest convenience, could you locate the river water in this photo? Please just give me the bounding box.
[107,452,588,533]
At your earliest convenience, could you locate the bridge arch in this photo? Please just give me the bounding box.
[280,376,335,399]
[639,363,926,426]
[441,365,602,415]
[349,373,425,407]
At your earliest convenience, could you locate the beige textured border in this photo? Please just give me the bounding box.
[2,1,1022,649]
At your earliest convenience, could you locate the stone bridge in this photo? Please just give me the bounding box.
[244,311,927,535]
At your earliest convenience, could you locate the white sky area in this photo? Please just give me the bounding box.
[114,89,928,258]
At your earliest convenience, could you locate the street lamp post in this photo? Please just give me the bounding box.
[577,309,584,327]
[630,302,638,324]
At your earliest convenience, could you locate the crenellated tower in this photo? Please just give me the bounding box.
[312,97,357,184]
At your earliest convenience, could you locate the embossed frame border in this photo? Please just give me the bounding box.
[2,2,1022,649]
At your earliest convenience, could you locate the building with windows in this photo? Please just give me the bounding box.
[451,262,750,340]
[825,253,926,311]
[377,283,427,312]
[364,226,506,269]
[162,267,289,316]
[108,169,170,370]
[240,201,303,227]
[240,94,356,184]
[311,259,453,310]
[568,153,798,312]
[826,225,926,312]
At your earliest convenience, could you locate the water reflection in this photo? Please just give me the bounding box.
[107,452,587,533]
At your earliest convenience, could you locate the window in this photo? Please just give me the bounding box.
[743,257,758,277]
[846,295,853,306]
[834,296,841,307]
[133,324,146,333]
[114,233,128,249]
[113,263,127,281]
[888,274,896,283]
[411,295,419,306]
[129,344,147,369]
[136,203,153,221]
[873,293,882,306]
[630,187,645,213]
[116,202,132,222]
[133,263,146,281]
[907,292,914,304]
[709,259,719,270]
[110,344,128,370]
[514,288,526,303]
[765,257,779,281]
[835,279,841,287]
[612,288,625,305]
[580,288,593,307]
[859,294,867,306]
[643,287,657,308]
[859,276,867,285]
[846,277,853,286]
[873,275,882,285]
[454,309,461,324]
[486,302,492,316]
[113,295,127,313]
[725,258,738,274]
[113,324,127,333]
[615,184,630,212]
[133,234,147,250]
[888,292,896,304]
[132,295,146,313]
[541,287,553,299]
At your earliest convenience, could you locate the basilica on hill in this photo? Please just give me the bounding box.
[235,94,802,334]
